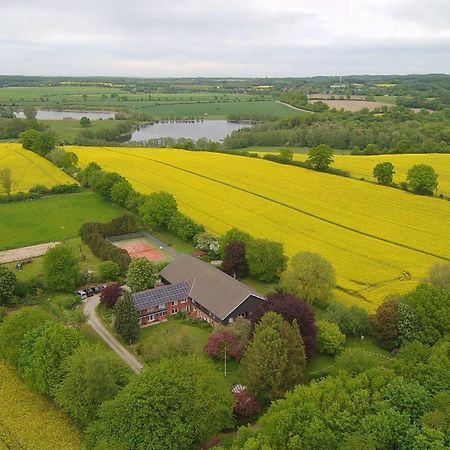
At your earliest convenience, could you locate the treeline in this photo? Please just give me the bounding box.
[72,120,134,145]
[80,215,137,270]
[279,90,330,112]
[218,274,450,449]
[0,117,44,139]
[224,107,450,154]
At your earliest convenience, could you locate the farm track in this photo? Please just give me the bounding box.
[100,147,450,262]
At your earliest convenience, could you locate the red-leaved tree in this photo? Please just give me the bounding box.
[204,330,241,360]
[222,240,249,279]
[100,282,123,308]
[234,389,261,418]
[250,292,317,358]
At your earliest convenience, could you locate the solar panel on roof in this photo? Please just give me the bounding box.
[132,281,192,311]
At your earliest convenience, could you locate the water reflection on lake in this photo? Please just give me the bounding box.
[14,110,115,120]
[129,120,251,142]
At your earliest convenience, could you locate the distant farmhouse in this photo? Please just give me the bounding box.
[132,254,265,326]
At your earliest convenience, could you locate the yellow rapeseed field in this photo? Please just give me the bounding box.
[70,146,450,310]
[283,153,450,196]
[0,361,83,450]
[0,143,74,193]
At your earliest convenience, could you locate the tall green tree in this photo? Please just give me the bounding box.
[316,319,346,356]
[0,266,16,306]
[114,292,139,344]
[86,355,235,450]
[139,191,178,229]
[241,312,306,403]
[126,257,158,293]
[43,244,81,292]
[20,322,84,395]
[246,238,287,282]
[219,227,252,258]
[307,144,334,171]
[281,251,335,304]
[373,162,395,185]
[55,344,132,427]
[406,164,438,195]
[0,307,52,366]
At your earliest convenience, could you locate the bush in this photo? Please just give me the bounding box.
[100,283,123,308]
[324,302,372,337]
[50,183,81,194]
[0,266,16,306]
[371,298,400,350]
[204,330,241,360]
[332,348,380,376]
[234,389,261,418]
[43,244,81,292]
[246,238,287,282]
[126,258,158,293]
[316,320,345,356]
[99,261,121,281]
[0,307,53,366]
[167,211,205,242]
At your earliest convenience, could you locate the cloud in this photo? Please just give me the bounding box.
[0,0,448,76]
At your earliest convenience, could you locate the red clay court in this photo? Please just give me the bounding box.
[113,237,168,262]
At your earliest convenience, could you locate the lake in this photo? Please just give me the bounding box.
[129,120,251,142]
[14,110,115,120]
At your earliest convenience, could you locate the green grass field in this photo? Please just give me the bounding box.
[41,119,116,142]
[0,191,124,250]
[138,100,299,119]
[0,86,294,119]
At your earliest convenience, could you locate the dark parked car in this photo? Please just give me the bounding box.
[84,288,95,297]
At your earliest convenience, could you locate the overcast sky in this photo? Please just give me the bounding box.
[1,0,449,77]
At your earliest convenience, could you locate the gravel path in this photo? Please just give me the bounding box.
[0,242,59,264]
[84,294,143,374]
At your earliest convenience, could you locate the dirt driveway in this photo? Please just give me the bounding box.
[0,242,59,264]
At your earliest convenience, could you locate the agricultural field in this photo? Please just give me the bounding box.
[259,152,450,196]
[0,360,82,450]
[309,99,392,111]
[0,191,124,250]
[70,146,450,310]
[137,100,298,119]
[0,86,294,119]
[0,143,74,192]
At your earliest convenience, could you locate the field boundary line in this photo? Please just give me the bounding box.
[100,147,450,262]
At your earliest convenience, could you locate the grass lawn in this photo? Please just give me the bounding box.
[306,335,391,378]
[132,319,242,385]
[42,119,116,143]
[241,277,276,296]
[0,191,124,250]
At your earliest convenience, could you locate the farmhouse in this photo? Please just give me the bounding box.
[132,254,265,326]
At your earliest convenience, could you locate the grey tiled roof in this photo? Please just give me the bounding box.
[132,281,192,312]
[160,254,264,320]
